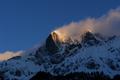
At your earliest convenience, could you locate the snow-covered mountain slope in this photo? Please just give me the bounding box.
[0,32,120,80]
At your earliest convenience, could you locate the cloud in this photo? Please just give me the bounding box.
[0,51,22,61]
[55,7,120,41]
[94,7,120,36]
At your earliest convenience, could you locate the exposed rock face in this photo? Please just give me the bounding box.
[81,32,100,46]
[46,32,61,54]
[46,31,100,57]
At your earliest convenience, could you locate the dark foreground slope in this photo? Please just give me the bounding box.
[31,72,120,80]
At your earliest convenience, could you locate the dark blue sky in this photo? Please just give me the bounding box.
[0,0,120,52]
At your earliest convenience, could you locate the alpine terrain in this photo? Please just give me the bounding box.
[0,30,120,80]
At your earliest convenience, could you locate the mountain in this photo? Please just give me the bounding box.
[0,31,120,80]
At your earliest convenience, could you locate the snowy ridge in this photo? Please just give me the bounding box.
[39,36,120,78]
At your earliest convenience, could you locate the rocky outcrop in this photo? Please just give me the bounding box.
[46,32,61,54]
[81,32,100,46]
